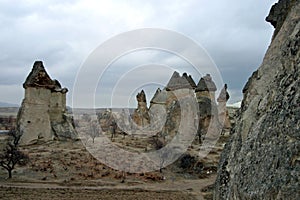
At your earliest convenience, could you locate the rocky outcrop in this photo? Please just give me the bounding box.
[195,74,217,101]
[183,72,197,89]
[166,71,195,91]
[217,84,231,130]
[214,1,300,199]
[266,0,295,38]
[17,61,77,145]
[148,72,197,142]
[131,90,150,127]
[195,74,219,142]
[149,88,168,133]
[149,72,226,144]
[152,72,228,143]
[97,109,114,132]
[150,88,168,106]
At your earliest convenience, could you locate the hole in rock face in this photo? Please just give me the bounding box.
[27,121,31,123]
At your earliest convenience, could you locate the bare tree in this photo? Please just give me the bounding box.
[0,129,29,179]
[89,121,100,143]
[82,113,91,122]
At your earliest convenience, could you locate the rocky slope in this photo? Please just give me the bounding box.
[214,0,300,199]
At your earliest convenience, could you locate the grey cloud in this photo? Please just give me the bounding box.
[0,0,277,106]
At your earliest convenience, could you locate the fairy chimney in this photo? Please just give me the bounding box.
[195,74,217,102]
[17,61,77,145]
[217,84,231,129]
[131,90,150,127]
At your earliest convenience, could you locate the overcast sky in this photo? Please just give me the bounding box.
[0,0,277,108]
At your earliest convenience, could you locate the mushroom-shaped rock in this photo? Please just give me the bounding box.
[17,61,78,145]
[217,84,231,129]
[166,71,194,91]
[195,74,217,92]
[217,84,230,102]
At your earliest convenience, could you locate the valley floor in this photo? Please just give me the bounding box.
[0,175,216,200]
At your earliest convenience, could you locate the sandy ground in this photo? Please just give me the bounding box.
[0,187,194,200]
[0,107,232,200]
[0,134,222,200]
[0,175,216,200]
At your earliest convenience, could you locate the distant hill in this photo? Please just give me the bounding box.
[227,101,241,108]
[0,101,19,107]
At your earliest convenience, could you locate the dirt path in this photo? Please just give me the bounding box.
[0,175,216,200]
[0,187,196,200]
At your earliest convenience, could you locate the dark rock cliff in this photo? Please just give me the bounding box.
[214,0,300,199]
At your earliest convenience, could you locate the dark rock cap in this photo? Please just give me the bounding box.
[195,74,217,92]
[217,84,230,102]
[166,71,195,91]
[183,73,197,89]
[136,90,146,103]
[23,61,67,93]
[150,88,168,104]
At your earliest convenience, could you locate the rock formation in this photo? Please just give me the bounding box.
[183,72,197,89]
[165,71,195,91]
[149,72,226,143]
[148,72,198,141]
[214,0,300,199]
[195,74,219,142]
[17,61,77,145]
[149,88,168,131]
[97,109,114,132]
[150,88,168,106]
[217,84,231,130]
[195,74,217,101]
[131,90,150,127]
